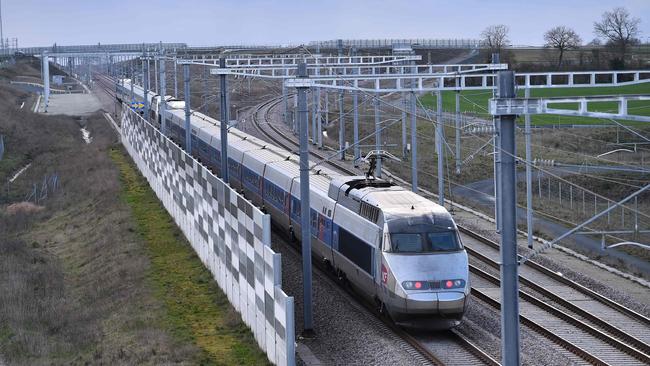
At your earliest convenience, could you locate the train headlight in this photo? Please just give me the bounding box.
[402,281,430,290]
[443,279,466,289]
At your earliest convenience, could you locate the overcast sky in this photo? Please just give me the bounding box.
[3,0,649,47]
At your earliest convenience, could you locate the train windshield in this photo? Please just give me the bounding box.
[386,216,462,253]
[390,231,461,253]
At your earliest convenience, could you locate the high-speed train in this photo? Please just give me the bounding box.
[115,79,470,327]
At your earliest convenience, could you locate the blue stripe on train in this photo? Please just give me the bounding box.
[171,123,341,249]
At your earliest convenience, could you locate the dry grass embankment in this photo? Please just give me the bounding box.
[0,59,269,365]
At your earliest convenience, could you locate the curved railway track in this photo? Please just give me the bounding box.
[250,96,499,366]
[250,95,650,366]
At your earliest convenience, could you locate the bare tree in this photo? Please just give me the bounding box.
[593,7,641,65]
[481,25,510,55]
[544,26,582,67]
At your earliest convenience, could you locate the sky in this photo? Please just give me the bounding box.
[3,0,650,48]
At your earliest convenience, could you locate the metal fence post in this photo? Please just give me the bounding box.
[496,70,521,366]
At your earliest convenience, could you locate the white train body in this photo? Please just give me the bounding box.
[116,79,470,327]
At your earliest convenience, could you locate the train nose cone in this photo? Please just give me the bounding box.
[405,292,438,312]
[437,291,466,314]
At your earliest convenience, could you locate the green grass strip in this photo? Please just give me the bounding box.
[110,148,270,366]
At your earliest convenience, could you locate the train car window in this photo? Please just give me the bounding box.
[242,167,259,193]
[263,180,285,210]
[391,233,423,253]
[426,232,461,251]
[310,210,318,230]
[389,231,461,253]
[338,227,373,274]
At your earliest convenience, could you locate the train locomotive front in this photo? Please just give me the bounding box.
[331,178,470,329]
[379,209,470,328]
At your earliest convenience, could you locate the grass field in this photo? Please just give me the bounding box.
[420,82,650,126]
[111,148,270,366]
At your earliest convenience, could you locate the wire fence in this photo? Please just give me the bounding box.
[23,173,60,204]
[525,171,649,236]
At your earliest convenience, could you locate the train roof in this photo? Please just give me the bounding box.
[328,176,452,225]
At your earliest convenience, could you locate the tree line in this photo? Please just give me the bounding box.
[481,7,643,69]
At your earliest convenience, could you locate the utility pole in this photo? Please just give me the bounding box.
[353,80,360,165]
[219,57,229,183]
[374,93,382,177]
[455,78,462,174]
[497,70,521,366]
[436,90,444,206]
[352,48,359,163]
[146,57,151,94]
[143,53,150,121]
[410,90,418,192]
[525,87,534,248]
[184,63,192,152]
[296,62,313,334]
[0,0,4,51]
[129,63,134,103]
[174,55,178,98]
[159,53,167,135]
[338,39,345,160]
[282,81,288,126]
[154,54,158,94]
[492,53,502,233]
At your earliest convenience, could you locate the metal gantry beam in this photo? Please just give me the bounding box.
[206,63,507,81]
[285,68,650,92]
[490,94,650,122]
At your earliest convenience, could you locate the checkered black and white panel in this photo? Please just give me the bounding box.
[119,109,295,366]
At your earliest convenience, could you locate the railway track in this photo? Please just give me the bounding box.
[250,95,650,365]
[250,96,499,366]
[93,73,118,99]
